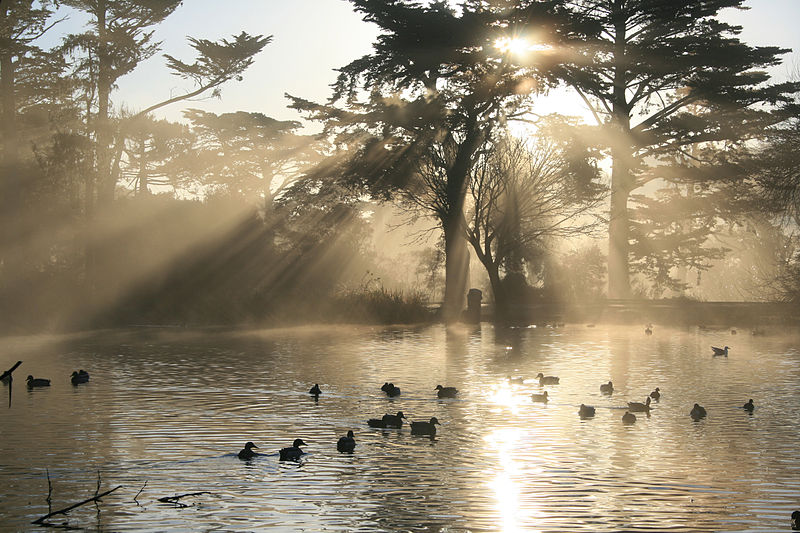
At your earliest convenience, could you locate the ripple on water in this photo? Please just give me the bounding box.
[1,324,799,531]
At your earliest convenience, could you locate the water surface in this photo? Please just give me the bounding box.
[1,324,798,531]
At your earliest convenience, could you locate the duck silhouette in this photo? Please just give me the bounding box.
[435,385,458,398]
[578,404,595,418]
[26,375,50,388]
[711,345,729,356]
[690,403,707,419]
[600,381,614,394]
[536,373,559,385]
[792,510,800,530]
[381,382,401,397]
[649,387,660,401]
[622,411,637,424]
[71,370,90,385]
[238,441,259,460]
[367,411,406,428]
[627,396,651,413]
[531,391,548,403]
[279,439,307,461]
[309,383,321,396]
[410,417,440,436]
[337,430,356,452]
[742,399,755,412]
[645,324,653,335]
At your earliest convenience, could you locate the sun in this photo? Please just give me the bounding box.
[495,37,529,55]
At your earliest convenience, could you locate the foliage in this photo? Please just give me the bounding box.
[562,0,800,298]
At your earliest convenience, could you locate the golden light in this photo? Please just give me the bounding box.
[494,37,553,56]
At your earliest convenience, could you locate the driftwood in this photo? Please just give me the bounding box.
[133,481,147,504]
[157,491,212,507]
[1,361,22,381]
[31,485,123,524]
[2,361,22,408]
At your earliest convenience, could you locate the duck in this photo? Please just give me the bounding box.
[531,391,548,403]
[367,411,406,428]
[309,383,321,396]
[649,387,660,401]
[237,441,259,460]
[507,376,525,384]
[536,373,559,385]
[381,382,401,397]
[71,370,90,385]
[578,404,595,418]
[622,411,637,424]
[435,385,458,398]
[742,399,755,412]
[690,403,707,419]
[645,324,653,336]
[26,375,50,388]
[600,381,614,394]
[711,345,729,356]
[627,396,651,413]
[410,417,440,436]
[278,438,307,461]
[337,430,356,452]
[792,510,800,530]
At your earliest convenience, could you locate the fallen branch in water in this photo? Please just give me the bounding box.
[0,361,22,382]
[31,485,123,525]
[133,481,147,505]
[157,491,212,507]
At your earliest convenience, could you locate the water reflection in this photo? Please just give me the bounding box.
[0,325,799,531]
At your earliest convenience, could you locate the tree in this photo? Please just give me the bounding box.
[180,109,319,215]
[463,124,602,317]
[562,0,799,298]
[290,0,593,321]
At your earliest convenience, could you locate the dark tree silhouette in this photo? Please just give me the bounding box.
[289,0,594,321]
[562,0,800,298]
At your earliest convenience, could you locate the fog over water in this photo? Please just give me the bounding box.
[1,324,798,531]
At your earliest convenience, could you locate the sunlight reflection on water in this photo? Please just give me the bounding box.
[0,324,799,531]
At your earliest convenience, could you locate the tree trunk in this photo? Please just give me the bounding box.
[95,1,113,204]
[440,112,483,323]
[607,0,633,300]
[485,261,508,323]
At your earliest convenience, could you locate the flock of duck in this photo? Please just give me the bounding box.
[237,381,457,461]
[233,342,754,463]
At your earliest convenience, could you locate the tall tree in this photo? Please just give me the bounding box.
[60,0,183,205]
[290,0,592,321]
[562,0,799,298]
[464,125,602,318]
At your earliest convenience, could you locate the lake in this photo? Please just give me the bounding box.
[1,323,798,531]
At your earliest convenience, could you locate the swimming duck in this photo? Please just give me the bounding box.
[71,370,90,385]
[410,417,440,436]
[792,510,800,530]
[742,399,755,412]
[536,373,559,385]
[237,441,259,460]
[622,411,637,424]
[645,324,653,335]
[278,438,307,461]
[435,385,458,398]
[531,391,548,403]
[600,381,614,394]
[309,383,321,396]
[649,387,660,401]
[690,403,707,419]
[578,404,595,418]
[367,411,406,428]
[381,382,401,397]
[711,345,729,356]
[627,396,651,413]
[507,376,525,384]
[337,430,356,452]
[26,375,50,388]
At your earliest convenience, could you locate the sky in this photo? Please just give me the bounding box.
[43,0,800,127]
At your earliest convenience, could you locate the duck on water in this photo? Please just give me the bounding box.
[368,411,406,428]
[279,439,307,461]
